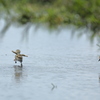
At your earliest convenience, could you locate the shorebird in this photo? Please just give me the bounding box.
[98,56,100,61]
[12,49,28,66]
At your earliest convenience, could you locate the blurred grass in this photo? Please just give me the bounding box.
[0,0,100,40]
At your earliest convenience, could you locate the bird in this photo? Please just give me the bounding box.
[12,49,28,66]
[98,56,100,61]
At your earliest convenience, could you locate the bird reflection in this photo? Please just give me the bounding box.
[14,65,23,83]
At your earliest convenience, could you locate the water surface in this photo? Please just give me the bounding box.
[0,21,100,100]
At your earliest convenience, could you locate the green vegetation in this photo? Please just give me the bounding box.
[0,0,100,37]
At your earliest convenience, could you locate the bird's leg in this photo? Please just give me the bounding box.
[21,62,23,67]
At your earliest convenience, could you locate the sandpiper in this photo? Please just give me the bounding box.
[12,49,28,66]
[99,56,100,61]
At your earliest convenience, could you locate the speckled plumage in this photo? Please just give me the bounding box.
[12,49,28,66]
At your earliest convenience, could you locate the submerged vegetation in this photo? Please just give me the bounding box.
[0,0,100,40]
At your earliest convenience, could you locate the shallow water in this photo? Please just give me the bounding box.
[0,21,100,100]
